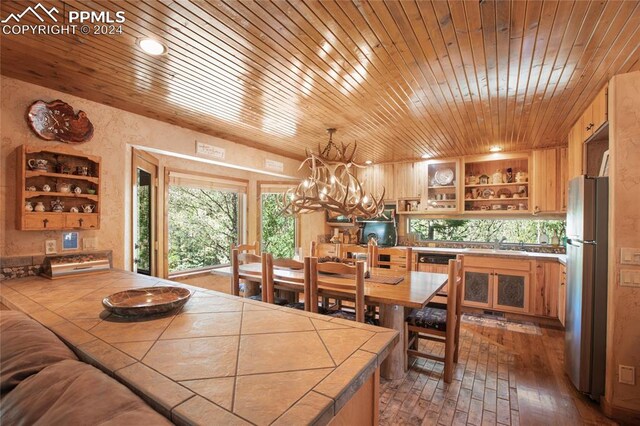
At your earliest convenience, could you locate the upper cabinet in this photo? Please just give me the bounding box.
[17,145,102,231]
[463,153,531,214]
[393,161,427,200]
[568,84,608,180]
[359,163,395,201]
[532,147,568,214]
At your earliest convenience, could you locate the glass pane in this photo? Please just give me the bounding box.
[168,185,239,273]
[261,193,295,258]
[497,274,526,308]
[135,168,152,275]
[408,218,566,244]
[464,271,490,303]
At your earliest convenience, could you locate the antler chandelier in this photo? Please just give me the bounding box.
[282,128,385,219]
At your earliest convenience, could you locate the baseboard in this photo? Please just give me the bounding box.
[602,398,640,425]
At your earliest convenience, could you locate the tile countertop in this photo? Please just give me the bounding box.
[0,270,398,426]
[399,246,567,264]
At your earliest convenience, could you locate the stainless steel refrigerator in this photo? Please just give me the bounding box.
[565,176,608,400]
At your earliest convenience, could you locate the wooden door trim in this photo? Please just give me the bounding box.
[131,148,159,276]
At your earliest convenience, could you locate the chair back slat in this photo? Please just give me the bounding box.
[309,241,317,257]
[230,248,240,296]
[272,258,304,270]
[314,259,365,322]
[372,247,414,271]
[316,261,356,276]
[232,241,259,254]
[238,252,261,264]
[305,257,317,313]
[261,253,274,304]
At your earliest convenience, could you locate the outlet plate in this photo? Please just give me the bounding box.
[619,365,635,385]
[45,239,57,255]
[620,270,640,287]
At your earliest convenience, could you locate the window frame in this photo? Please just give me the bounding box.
[257,181,300,257]
[164,167,248,278]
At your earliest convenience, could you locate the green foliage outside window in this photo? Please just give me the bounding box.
[408,219,566,244]
[168,186,239,273]
[135,183,151,273]
[261,193,295,258]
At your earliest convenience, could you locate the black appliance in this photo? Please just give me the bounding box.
[417,253,457,265]
[359,222,397,247]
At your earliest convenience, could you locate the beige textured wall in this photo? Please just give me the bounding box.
[606,71,640,413]
[0,76,307,269]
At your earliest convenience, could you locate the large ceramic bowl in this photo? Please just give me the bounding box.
[102,286,192,317]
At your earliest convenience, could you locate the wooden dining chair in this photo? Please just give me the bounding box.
[232,241,259,254]
[230,248,261,296]
[404,255,464,383]
[309,241,317,257]
[372,247,414,271]
[262,254,322,311]
[310,259,366,323]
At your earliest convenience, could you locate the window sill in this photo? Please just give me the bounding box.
[169,264,229,280]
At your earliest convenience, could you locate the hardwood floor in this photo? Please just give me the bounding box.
[379,316,615,426]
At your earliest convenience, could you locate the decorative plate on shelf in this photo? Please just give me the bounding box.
[27,100,94,144]
[434,168,454,186]
[102,286,192,317]
[481,189,494,199]
[496,188,512,198]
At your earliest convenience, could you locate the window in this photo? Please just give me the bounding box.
[408,218,566,244]
[260,189,296,259]
[167,171,246,274]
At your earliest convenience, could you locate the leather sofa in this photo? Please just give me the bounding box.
[0,311,171,425]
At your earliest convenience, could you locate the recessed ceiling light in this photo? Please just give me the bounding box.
[489,146,503,153]
[421,153,431,159]
[137,38,168,56]
[365,160,373,165]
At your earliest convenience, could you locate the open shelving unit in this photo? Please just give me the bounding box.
[463,153,531,214]
[17,145,102,231]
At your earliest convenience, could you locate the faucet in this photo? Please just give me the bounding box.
[493,236,507,250]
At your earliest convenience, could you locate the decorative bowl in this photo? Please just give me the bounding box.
[102,286,192,317]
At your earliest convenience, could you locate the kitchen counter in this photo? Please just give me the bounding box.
[0,270,398,426]
[399,245,566,264]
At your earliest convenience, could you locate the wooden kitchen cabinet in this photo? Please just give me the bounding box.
[360,163,395,201]
[568,125,584,180]
[532,261,560,318]
[532,147,569,213]
[582,85,608,140]
[394,161,426,199]
[558,264,567,326]
[463,257,531,314]
[463,267,493,309]
[558,147,568,212]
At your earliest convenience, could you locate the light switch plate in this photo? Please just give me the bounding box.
[620,270,640,287]
[45,239,57,255]
[619,365,635,385]
[621,248,640,265]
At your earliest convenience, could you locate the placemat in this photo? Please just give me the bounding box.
[326,274,404,285]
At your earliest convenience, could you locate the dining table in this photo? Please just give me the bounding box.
[212,264,449,380]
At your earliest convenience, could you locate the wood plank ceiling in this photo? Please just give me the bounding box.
[1,0,639,162]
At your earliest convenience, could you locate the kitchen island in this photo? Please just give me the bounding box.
[0,270,398,425]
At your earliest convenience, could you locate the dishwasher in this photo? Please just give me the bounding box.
[417,253,457,298]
